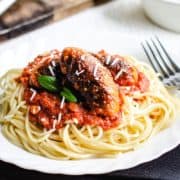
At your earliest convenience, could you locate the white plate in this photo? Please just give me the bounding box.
[0,30,180,175]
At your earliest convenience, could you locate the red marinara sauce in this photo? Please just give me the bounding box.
[117,71,150,95]
[23,88,121,130]
[18,49,150,131]
[22,71,149,131]
[112,63,150,95]
[96,50,150,94]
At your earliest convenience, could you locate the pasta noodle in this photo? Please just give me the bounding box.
[0,56,178,160]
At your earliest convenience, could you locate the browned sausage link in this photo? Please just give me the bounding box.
[95,50,129,75]
[60,47,121,116]
[95,50,138,85]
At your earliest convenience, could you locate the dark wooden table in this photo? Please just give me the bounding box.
[0,0,110,42]
[1,145,180,180]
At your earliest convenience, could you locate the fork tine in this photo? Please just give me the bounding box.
[154,37,180,87]
[151,38,180,87]
[151,38,175,76]
[142,38,180,88]
[155,36,180,72]
[141,42,163,80]
[145,40,169,78]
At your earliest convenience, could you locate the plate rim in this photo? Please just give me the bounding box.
[0,33,180,175]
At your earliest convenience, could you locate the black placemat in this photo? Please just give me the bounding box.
[0,145,180,180]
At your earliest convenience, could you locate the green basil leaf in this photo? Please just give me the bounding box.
[60,87,77,102]
[38,75,58,92]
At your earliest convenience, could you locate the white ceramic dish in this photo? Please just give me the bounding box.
[142,0,180,33]
[0,32,180,175]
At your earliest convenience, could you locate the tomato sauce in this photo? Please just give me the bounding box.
[113,67,149,95]
[24,88,121,130]
[23,72,149,131]
[19,49,150,131]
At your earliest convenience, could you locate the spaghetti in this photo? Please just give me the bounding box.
[0,48,178,160]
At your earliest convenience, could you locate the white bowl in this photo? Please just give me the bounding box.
[142,0,180,33]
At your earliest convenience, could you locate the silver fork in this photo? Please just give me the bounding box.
[141,36,180,89]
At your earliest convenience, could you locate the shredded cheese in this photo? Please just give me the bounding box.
[40,117,47,122]
[111,58,119,66]
[52,120,57,129]
[57,112,62,124]
[48,65,55,76]
[30,88,37,101]
[115,69,124,80]
[60,96,65,109]
[51,60,56,67]
[75,69,85,76]
[105,55,111,65]
[93,63,100,79]
[37,106,41,112]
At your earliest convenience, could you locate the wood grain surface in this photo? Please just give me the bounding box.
[0,0,110,41]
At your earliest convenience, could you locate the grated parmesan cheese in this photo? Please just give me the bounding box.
[30,88,37,101]
[75,69,85,76]
[57,112,62,124]
[51,60,56,67]
[60,96,65,109]
[48,65,55,76]
[52,120,57,129]
[93,63,100,80]
[115,68,127,80]
[111,58,119,66]
[105,55,111,65]
[40,117,47,122]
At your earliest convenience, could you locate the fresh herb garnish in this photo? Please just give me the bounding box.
[38,75,77,102]
[60,87,77,102]
[38,75,58,92]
